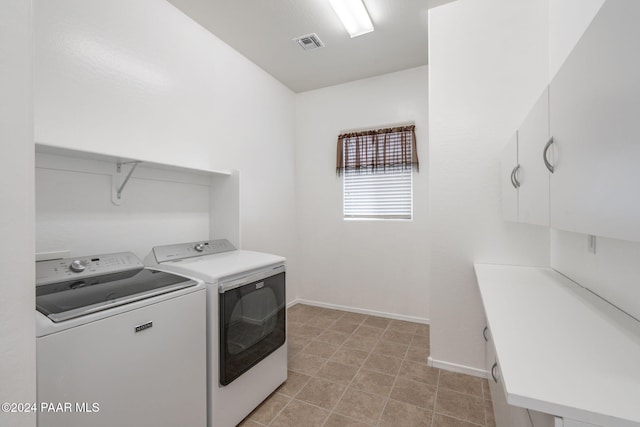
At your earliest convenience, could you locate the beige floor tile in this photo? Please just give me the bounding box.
[305,315,337,329]
[315,361,359,385]
[415,324,430,337]
[247,393,290,425]
[340,312,368,324]
[406,342,429,363]
[363,353,403,376]
[330,347,370,367]
[481,380,492,401]
[387,319,419,335]
[277,370,312,397]
[287,335,312,356]
[288,323,325,338]
[363,316,391,329]
[412,334,430,346]
[237,419,265,427]
[379,399,432,427]
[316,330,351,346]
[329,321,360,334]
[301,340,339,359]
[343,334,379,352]
[398,359,439,386]
[287,322,308,337]
[334,387,387,424]
[270,399,329,427]
[316,308,345,321]
[287,310,316,324]
[432,413,484,427]
[405,351,429,364]
[295,304,324,315]
[287,304,304,313]
[435,389,486,425]
[382,329,414,345]
[287,319,306,329]
[351,368,395,397]
[390,377,437,409]
[438,370,483,398]
[372,339,409,359]
[294,377,346,410]
[323,413,374,427]
[484,398,496,427]
[408,339,430,353]
[289,353,327,376]
[353,325,384,339]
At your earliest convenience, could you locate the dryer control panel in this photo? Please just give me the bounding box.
[36,252,144,286]
[152,239,236,263]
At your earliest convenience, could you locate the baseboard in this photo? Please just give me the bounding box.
[427,356,488,379]
[287,298,429,325]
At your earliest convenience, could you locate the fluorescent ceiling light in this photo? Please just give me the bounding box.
[328,0,374,38]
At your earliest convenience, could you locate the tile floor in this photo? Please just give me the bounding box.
[239,304,495,427]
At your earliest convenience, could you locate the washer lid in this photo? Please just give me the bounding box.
[36,268,197,323]
[157,250,286,283]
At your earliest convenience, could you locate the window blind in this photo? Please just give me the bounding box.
[343,166,413,219]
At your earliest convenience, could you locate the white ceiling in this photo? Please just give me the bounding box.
[166,0,454,93]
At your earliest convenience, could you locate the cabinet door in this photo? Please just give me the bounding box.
[549,0,640,242]
[518,88,550,226]
[485,326,533,427]
[529,410,555,427]
[559,419,600,427]
[501,133,519,222]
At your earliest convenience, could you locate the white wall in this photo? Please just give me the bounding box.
[549,0,605,79]
[547,0,640,323]
[33,0,298,301]
[428,0,551,375]
[35,153,212,260]
[0,0,36,426]
[551,230,640,322]
[294,67,430,321]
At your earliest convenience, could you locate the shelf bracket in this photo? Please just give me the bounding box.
[111,160,141,205]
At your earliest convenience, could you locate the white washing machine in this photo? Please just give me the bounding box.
[146,239,287,427]
[36,252,207,427]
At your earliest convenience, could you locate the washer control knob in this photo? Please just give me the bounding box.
[194,243,206,252]
[69,259,86,273]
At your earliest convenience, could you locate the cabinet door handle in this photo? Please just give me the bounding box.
[491,362,499,383]
[543,137,555,173]
[483,326,488,342]
[511,165,521,188]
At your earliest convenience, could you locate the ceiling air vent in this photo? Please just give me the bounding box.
[294,33,325,51]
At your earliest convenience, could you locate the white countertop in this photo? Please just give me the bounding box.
[474,264,640,427]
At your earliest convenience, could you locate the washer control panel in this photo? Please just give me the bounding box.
[152,239,236,263]
[36,252,144,286]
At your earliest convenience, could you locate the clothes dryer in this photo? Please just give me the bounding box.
[147,240,287,427]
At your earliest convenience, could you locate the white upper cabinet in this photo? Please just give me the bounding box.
[501,88,551,226]
[549,0,640,242]
[518,88,551,227]
[501,133,519,223]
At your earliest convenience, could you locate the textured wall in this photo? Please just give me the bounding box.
[295,67,430,320]
[428,0,550,375]
[0,0,36,426]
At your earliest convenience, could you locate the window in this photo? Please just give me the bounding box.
[336,125,418,220]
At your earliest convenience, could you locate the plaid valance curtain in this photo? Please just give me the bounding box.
[336,125,418,175]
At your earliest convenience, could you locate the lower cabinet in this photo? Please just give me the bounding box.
[555,418,600,427]
[484,325,555,427]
